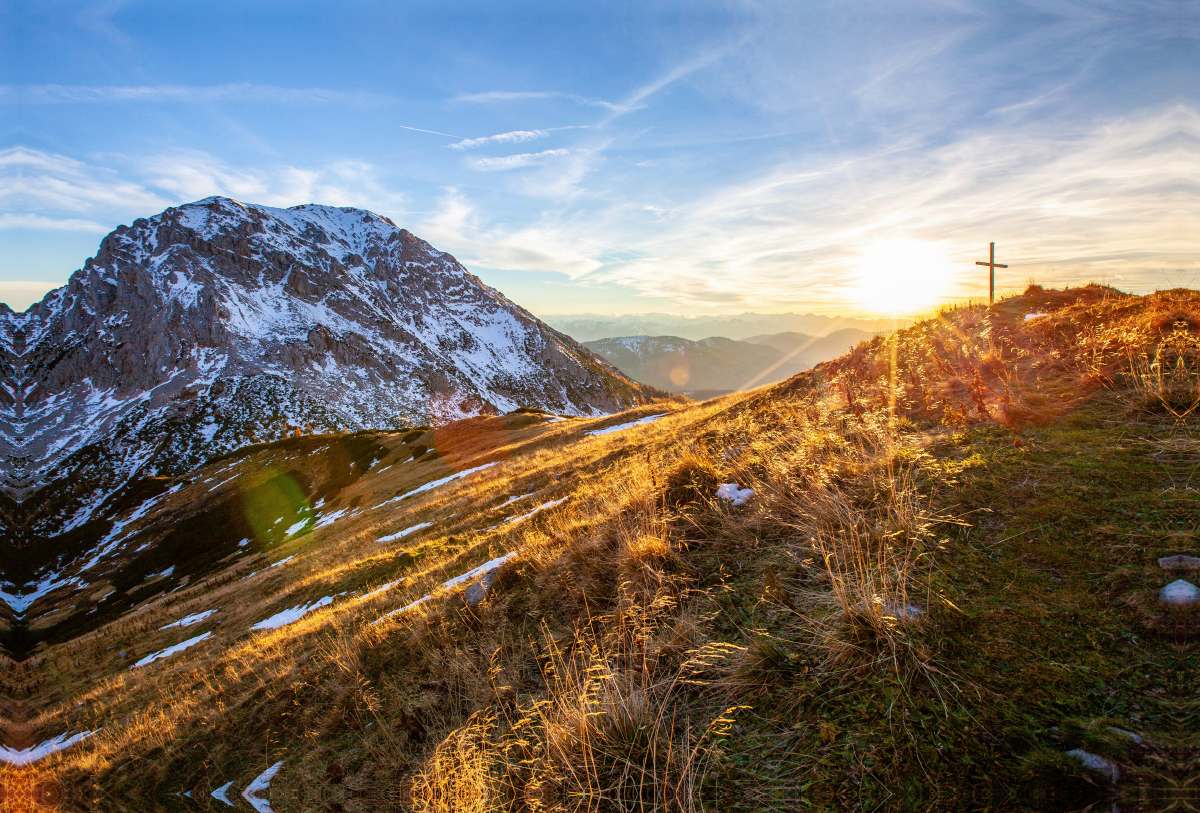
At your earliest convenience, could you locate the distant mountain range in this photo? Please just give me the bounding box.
[0,197,658,580]
[584,327,875,395]
[544,312,903,343]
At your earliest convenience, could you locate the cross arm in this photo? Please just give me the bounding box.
[975,261,1009,268]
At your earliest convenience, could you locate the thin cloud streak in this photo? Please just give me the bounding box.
[0,214,108,232]
[450,130,549,150]
[466,149,570,171]
[450,90,619,109]
[594,35,754,127]
[398,124,469,139]
[1,83,391,106]
[451,90,563,103]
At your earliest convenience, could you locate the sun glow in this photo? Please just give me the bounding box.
[850,239,957,316]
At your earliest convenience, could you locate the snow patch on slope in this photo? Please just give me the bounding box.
[0,730,98,766]
[587,413,666,436]
[132,632,213,668]
[251,596,333,631]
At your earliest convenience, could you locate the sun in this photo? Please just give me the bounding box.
[850,239,957,316]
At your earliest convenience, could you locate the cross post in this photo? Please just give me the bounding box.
[975,242,1008,305]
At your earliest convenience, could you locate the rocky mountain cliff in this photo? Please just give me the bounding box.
[0,197,655,548]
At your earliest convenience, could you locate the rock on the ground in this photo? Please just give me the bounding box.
[1158,554,1200,570]
[884,603,924,621]
[465,567,502,607]
[1159,579,1200,607]
[1066,749,1120,782]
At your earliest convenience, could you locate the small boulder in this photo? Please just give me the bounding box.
[1066,749,1120,782]
[465,568,500,608]
[1158,554,1200,570]
[1159,579,1200,607]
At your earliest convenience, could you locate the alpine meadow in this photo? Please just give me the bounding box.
[1,3,1197,813]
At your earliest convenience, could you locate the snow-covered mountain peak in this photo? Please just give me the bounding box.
[0,198,657,547]
[170,196,403,261]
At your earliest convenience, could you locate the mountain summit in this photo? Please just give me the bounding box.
[0,197,654,540]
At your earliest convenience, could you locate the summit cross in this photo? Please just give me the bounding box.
[976,242,1008,305]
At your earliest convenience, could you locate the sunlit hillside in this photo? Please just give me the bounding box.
[3,285,1197,812]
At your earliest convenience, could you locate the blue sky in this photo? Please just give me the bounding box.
[1,0,1195,315]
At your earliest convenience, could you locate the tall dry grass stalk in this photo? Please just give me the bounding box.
[412,474,732,813]
[1125,321,1200,417]
[804,460,932,669]
[412,709,504,813]
[413,613,733,813]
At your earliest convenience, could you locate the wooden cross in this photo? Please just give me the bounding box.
[976,242,1008,304]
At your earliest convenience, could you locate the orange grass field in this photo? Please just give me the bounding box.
[1,285,1197,812]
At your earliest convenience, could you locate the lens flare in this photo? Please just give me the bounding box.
[241,468,311,544]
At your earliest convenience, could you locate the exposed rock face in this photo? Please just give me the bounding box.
[0,197,653,541]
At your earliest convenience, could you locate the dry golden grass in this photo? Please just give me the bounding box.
[4,285,1196,810]
[411,477,735,813]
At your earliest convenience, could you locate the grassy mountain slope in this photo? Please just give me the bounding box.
[4,285,1197,812]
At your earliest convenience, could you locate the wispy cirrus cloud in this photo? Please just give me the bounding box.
[428,105,1198,314]
[466,149,570,172]
[0,83,390,105]
[450,130,549,150]
[578,106,1200,312]
[0,146,408,231]
[450,90,619,109]
[0,214,108,232]
[416,190,603,279]
[73,0,134,46]
[0,147,170,221]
